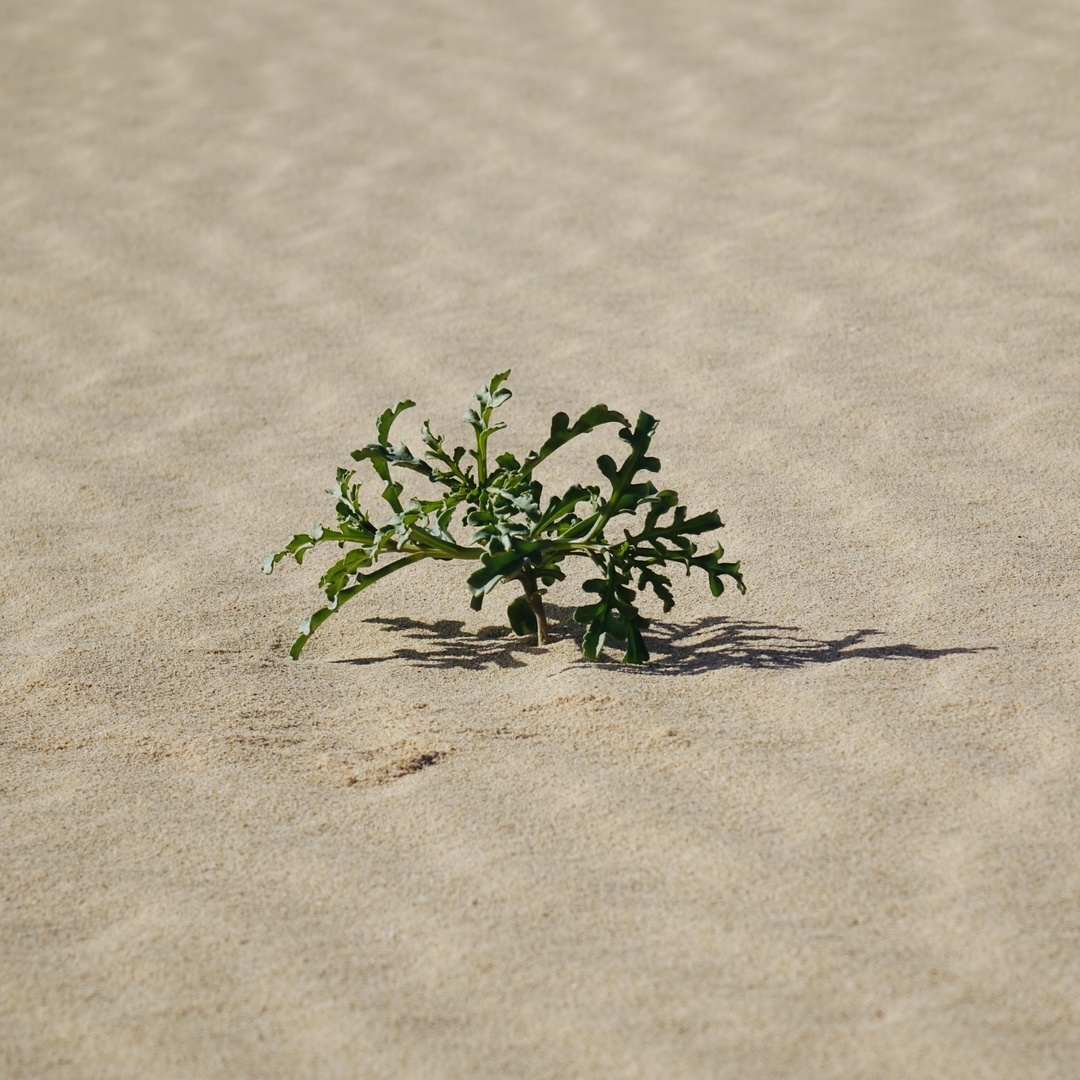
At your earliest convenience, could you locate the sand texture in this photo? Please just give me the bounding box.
[3,1,1079,1076]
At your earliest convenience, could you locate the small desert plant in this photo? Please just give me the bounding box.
[264,372,744,663]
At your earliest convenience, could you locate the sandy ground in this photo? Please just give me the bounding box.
[3,1,1079,1076]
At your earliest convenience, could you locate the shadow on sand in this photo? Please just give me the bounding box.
[332,609,990,676]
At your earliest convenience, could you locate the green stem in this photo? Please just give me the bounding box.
[475,429,489,487]
[404,528,483,559]
[518,569,550,645]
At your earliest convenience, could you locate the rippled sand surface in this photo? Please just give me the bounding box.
[3,2,1079,1076]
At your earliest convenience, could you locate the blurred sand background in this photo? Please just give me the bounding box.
[2,1,1079,1076]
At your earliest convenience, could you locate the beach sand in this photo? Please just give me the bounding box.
[2,1,1079,1076]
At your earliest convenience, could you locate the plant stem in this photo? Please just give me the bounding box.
[519,569,550,645]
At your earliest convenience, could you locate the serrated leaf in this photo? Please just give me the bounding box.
[288,553,426,658]
[522,404,629,475]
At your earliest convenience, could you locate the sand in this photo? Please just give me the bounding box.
[2,1,1079,1076]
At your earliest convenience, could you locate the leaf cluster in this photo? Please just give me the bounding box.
[264,372,744,663]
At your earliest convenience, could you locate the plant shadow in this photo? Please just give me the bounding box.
[331,608,991,675]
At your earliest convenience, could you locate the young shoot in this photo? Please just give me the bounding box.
[264,372,745,663]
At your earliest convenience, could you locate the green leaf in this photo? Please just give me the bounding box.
[573,557,652,663]
[262,532,320,573]
[475,370,512,412]
[621,621,650,664]
[507,595,538,636]
[637,565,675,611]
[467,545,534,596]
[538,564,566,587]
[377,399,415,444]
[532,485,591,535]
[288,553,427,659]
[522,404,629,475]
[350,442,432,478]
[581,622,605,660]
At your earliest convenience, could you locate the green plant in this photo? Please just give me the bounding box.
[264,372,744,663]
